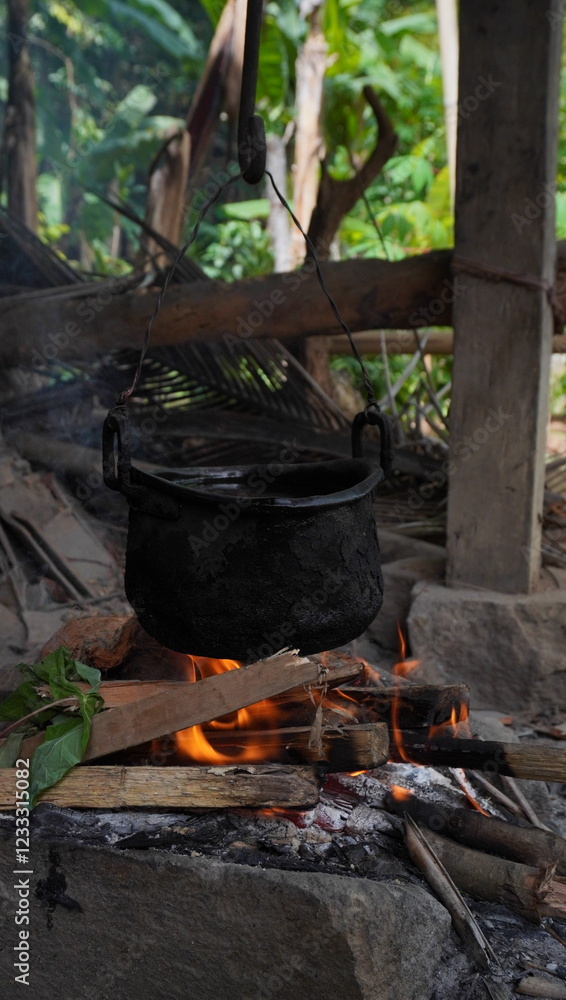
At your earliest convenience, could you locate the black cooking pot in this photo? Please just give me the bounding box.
[102,404,393,661]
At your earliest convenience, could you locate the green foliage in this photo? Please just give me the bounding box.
[196,218,273,281]
[0,647,104,807]
[331,349,452,416]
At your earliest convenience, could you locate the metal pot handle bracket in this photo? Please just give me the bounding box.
[102,406,134,495]
[352,405,394,477]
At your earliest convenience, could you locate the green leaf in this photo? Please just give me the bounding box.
[220,199,270,221]
[0,682,43,723]
[28,718,85,808]
[258,19,289,107]
[380,13,437,36]
[0,732,24,768]
[74,661,101,693]
[108,0,200,59]
[411,157,434,197]
[197,0,226,27]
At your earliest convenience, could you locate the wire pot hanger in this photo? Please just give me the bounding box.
[114,0,393,474]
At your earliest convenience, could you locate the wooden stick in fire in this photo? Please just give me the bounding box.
[390,734,566,782]
[387,792,566,875]
[11,650,365,764]
[416,827,566,922]
[204,723,389,771]
[0,764,320,811]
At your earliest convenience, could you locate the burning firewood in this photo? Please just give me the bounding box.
[14,650,364,765]
[204,722,389,772]
[339,682,470,730]
[390,734,566,782]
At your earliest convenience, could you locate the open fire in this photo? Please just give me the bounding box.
[173,627,470,771]
[174,652,362,766]
[175,656,284,764]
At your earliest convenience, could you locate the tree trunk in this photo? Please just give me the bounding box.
[290,5,328,266]
[1,0,37,232]
[266,133,292,271]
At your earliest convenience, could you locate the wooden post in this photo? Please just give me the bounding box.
[446,0,563,593]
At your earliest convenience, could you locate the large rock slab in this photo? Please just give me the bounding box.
[408,583,566,711]
[0,839,450,1000]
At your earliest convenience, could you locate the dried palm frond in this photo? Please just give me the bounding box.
[102,339,349,433]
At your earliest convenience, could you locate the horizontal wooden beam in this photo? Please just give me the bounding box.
[2,242,566,367]
[325,330,566,355]
[0,764,320,810]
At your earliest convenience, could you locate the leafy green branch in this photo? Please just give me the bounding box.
[0,646,105,807]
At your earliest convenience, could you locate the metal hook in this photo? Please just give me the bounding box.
[238,0,266,184]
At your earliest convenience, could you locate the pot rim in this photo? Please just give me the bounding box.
[129,457,384,511]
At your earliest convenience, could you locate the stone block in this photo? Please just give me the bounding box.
[0,839,450,1000]
[407,583,566,712]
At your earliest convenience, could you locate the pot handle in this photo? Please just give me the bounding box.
[102,406,133,494]
[351,404,394,477]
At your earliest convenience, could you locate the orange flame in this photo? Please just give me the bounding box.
[391,626,420,763]
[428,703,471,742]
[175,656,283,764]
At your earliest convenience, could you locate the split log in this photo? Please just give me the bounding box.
[387,793,566,876]
[417,828,566,922]
[15,651,364,764]
[3,242,566,367]
[390,734,566,781]
[0,764,319,810]
[204,722,389,771]
[339,683,470,730]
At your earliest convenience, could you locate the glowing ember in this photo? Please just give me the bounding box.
[175,656,283,764]
[390,785,413,802]
[451,768,490,815]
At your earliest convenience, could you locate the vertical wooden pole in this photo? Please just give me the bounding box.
[446,0,563,594]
